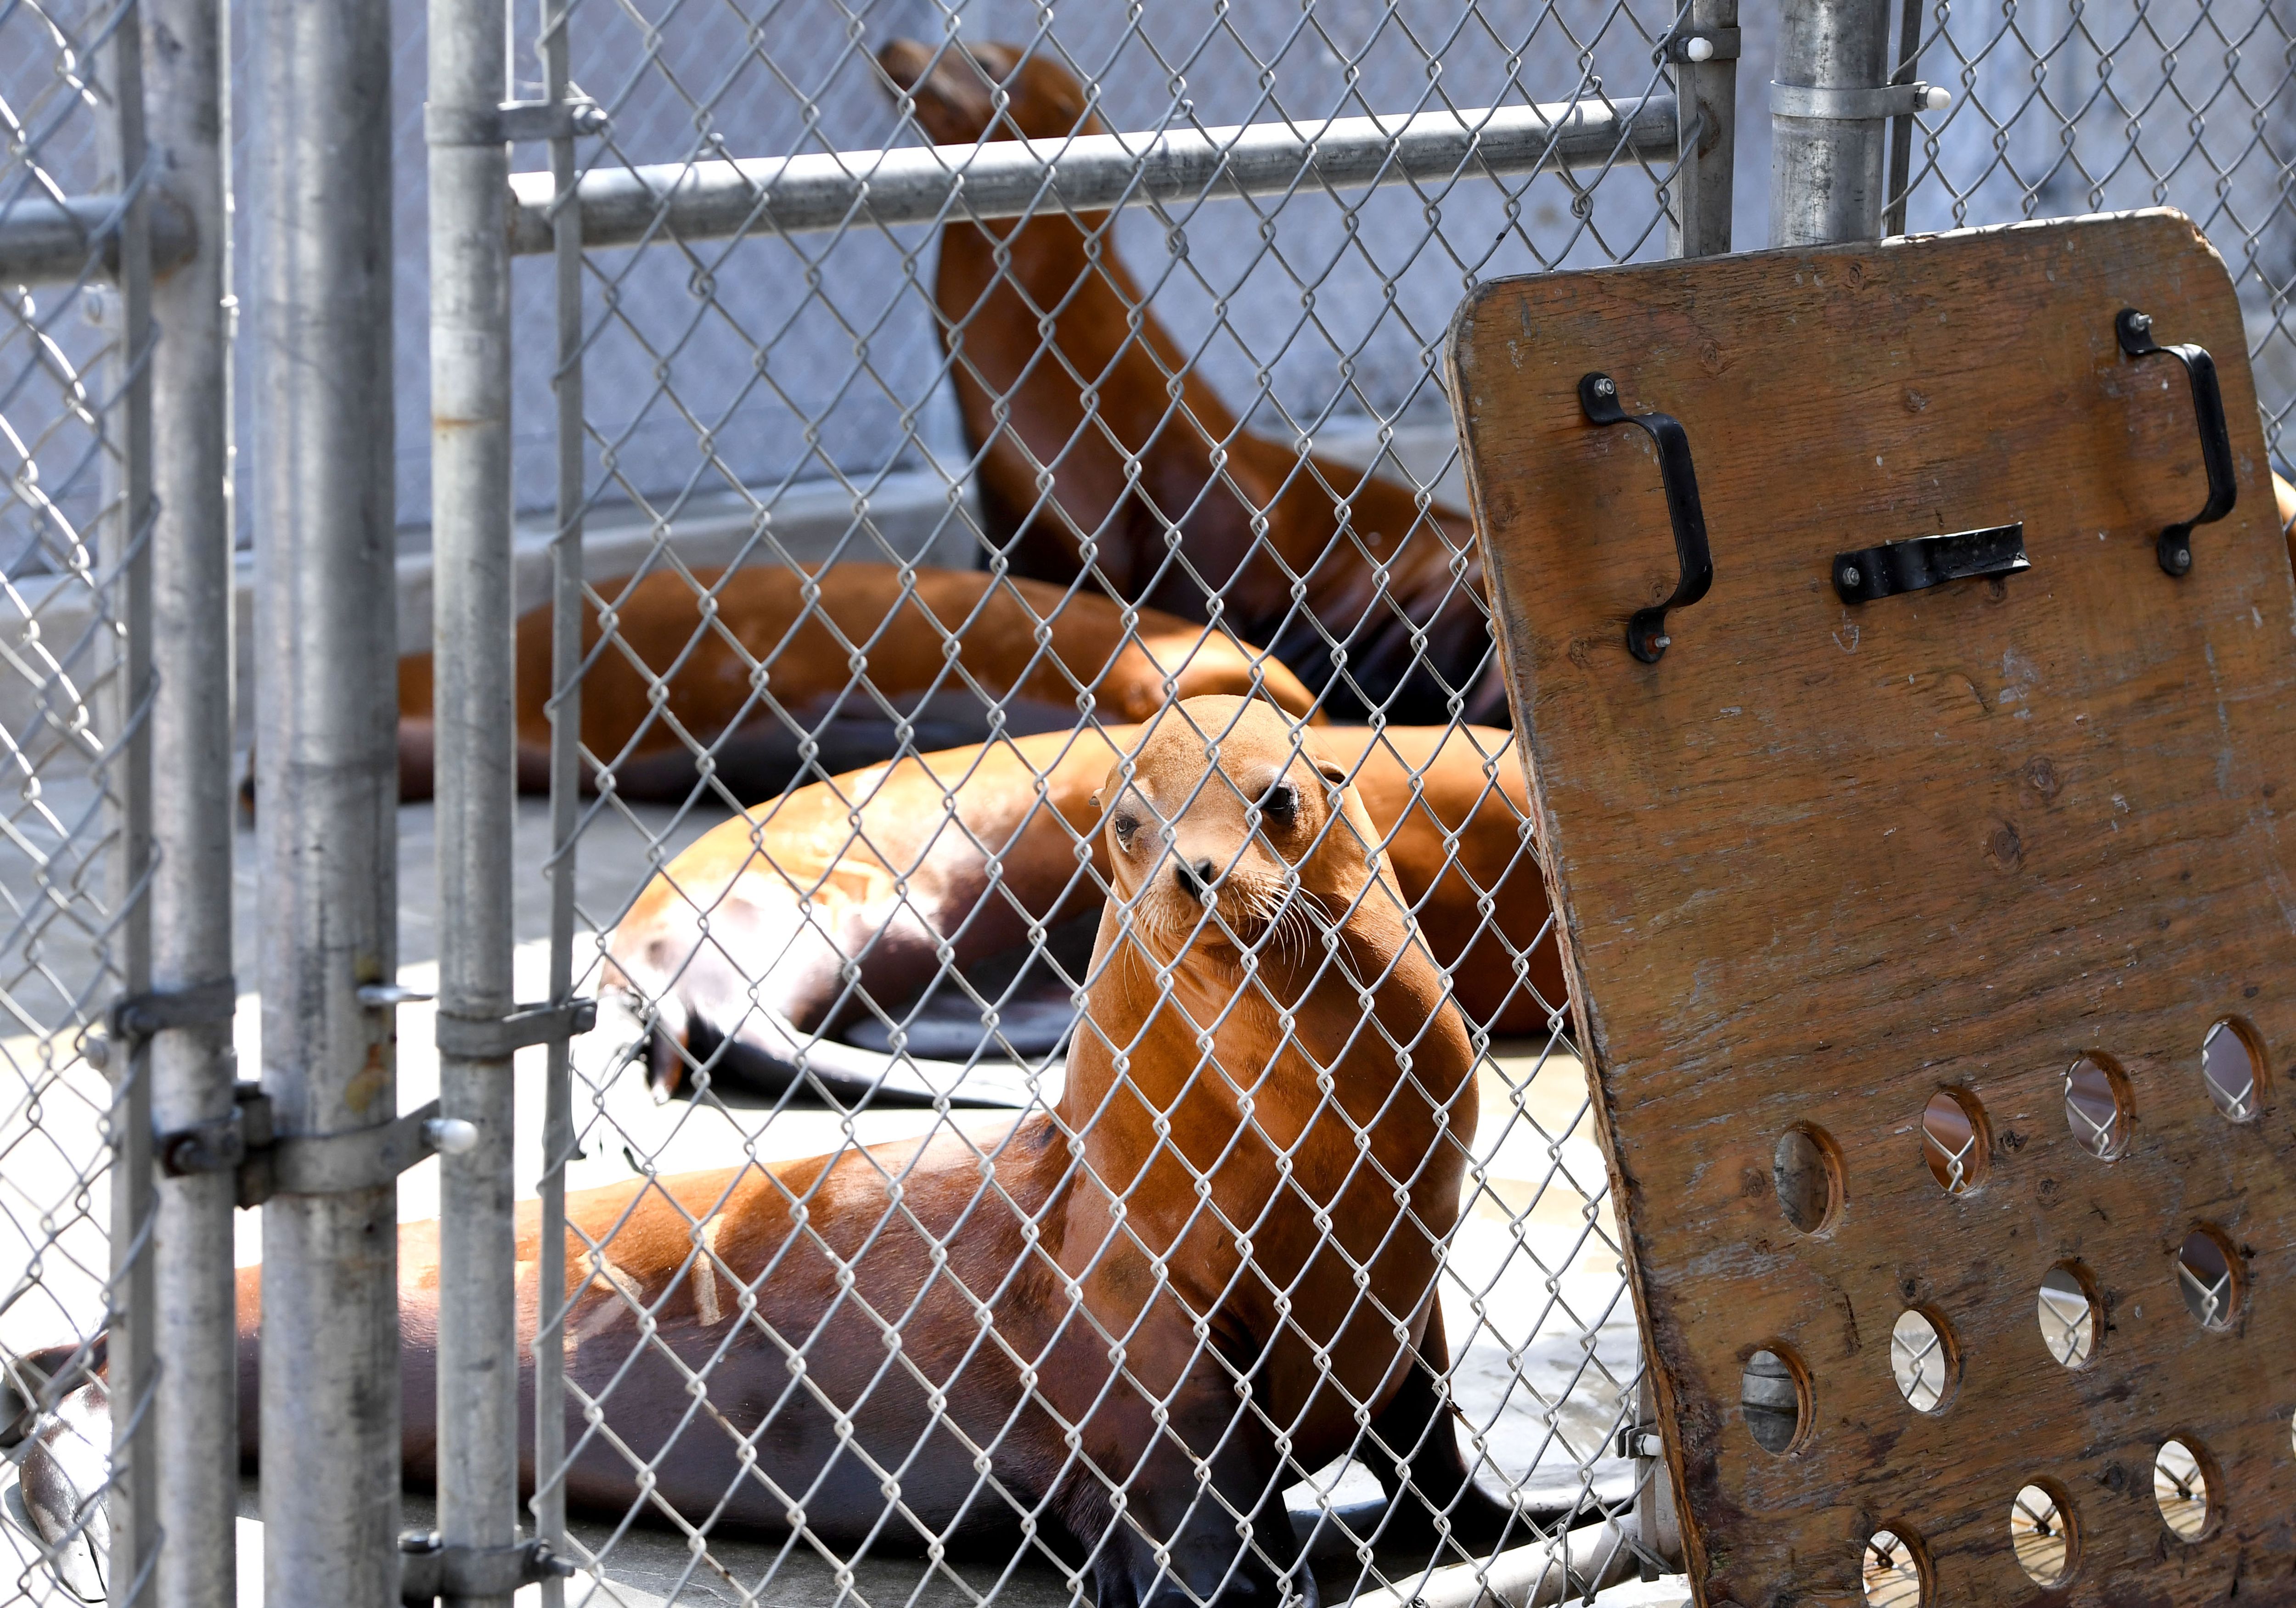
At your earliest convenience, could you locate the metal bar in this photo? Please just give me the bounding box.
[101,0,159,1591]
[1669,0,1739,256]
[427,0,519,1595]
[143,0,236,1589]
[1769,0,1897,246]
[505,93,1680,253]
[0,194,197,287]
[247,0,400,1584]
[1882,0,1925,235]
[531,0,583,1589]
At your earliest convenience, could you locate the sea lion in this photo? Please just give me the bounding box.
[607,716,1562,1104]
[393,563,1319,803]
[20,698,1537,1600]
[876,41,1508,727]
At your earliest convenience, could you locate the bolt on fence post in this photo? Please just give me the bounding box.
[427,0,520,1595]
[1669,0,1739,258]
[98,0,159,1591]
[532,0,585,1594]
[1769,0,1896,245]
[143,0,237,1586]
[248,0,401,1586]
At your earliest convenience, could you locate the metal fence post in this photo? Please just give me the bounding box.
[427,0,519,1596]
[532,0,585,1594]
[1669,0,1739,257]
[143,0,237,1587]
[100,0,159,1592]
[1769,0,1897,245]
[248,0,400,1587]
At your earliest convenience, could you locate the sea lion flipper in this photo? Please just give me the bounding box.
[1361,1305,1546,1555]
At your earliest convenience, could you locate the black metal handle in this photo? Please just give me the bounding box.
[1580,372,1712,663]
[2116,307,2236,577]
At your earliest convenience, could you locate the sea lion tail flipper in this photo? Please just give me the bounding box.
[9,1356,112,1602]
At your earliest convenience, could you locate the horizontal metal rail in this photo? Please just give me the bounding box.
[506,92,1678,253]
[0,192,196,285]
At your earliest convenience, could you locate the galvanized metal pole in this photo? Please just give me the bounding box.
[427,0,519,1596]
[143,0,236,1587]
[247,0,400,1589]
[100,0,158,1593]
[1769,0,1896,245]
[1668,0,1739,257]
[532,0,584,1592]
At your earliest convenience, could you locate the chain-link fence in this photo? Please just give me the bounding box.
[0,0,157,1597]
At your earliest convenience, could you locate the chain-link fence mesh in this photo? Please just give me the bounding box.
[0,0,152,1598]
[518,2,1689,1602]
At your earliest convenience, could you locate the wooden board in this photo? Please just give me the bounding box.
[1446,210,2296,1607]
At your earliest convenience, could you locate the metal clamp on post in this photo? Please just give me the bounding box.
[398,1532,576,1603]
[435,997,597,1060]
[104,978,237,1056]
[1769,81,1949,121]
[1664,27,1741,62]
[424,98,607,146]
[157,1084,478,1207]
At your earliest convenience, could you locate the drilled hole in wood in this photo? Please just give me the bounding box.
[2009,1483,2078,1588]
[2037,1264,2097,1367]
[2177,1226,2241,1330]
[1862,1527,1926,1608]
[1888,1309,1954,1412]
[2062,1055,2129,1159]
[1772,1125,1839,1233]
[1920,1088,1987,1195]
[1739,1346,1807,1454]
[2153,1439,2212,1541]
[2201,1018,2264,1122]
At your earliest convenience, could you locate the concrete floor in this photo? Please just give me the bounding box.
[3,793,1662,1604]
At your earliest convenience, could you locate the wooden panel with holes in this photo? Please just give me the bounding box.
[1446,210,2296,1607]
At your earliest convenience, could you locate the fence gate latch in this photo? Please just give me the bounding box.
[435,997,597,1060]
[398,1532,577,1603]
[157,1083,478,1208]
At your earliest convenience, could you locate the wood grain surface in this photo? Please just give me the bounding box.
[1446,210,2296,1607]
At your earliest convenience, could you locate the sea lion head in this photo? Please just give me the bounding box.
[1093,695,1385,966]
[878,39,1103,146]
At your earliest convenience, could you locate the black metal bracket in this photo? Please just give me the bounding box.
[157,1082,473,1208]
[1580,372,1713,663]
[1833,522,2030,604]
[2116,307,2237,577]
[399,1532,577,1602]
[435,996,597,1060]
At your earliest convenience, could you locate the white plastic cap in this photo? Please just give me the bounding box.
[423,1116,480,1156]
[1921,84,1952,111]
[1683,35,1715,62]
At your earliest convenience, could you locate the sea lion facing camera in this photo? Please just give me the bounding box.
[877,41,1507,726]
[607,718,1563,1105]
[20,698,1535,1603]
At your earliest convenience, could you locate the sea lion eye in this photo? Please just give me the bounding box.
[1259,781,1297,829]
[1113,811,1139,851]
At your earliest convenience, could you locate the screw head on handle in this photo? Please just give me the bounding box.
[1840,565,1862,588]
[1593,376,1616,398]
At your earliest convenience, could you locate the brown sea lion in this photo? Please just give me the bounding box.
[607,716,1562,1104]
[876,42,1507,727]
[22,697,1540,1601]
[393,563,1320,803]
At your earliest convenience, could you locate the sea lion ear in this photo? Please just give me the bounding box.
[1088,791,1101,813]
[879,39,998,145]
[1312,756,1349,787]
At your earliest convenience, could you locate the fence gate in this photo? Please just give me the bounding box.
[430,0,1738,1602]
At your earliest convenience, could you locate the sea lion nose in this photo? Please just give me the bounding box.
[1171,857,1218,900]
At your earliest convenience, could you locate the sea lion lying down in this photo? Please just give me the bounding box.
[19,697,1547,1603]
[393,563,1319,803]
[607,717,1565,1105]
